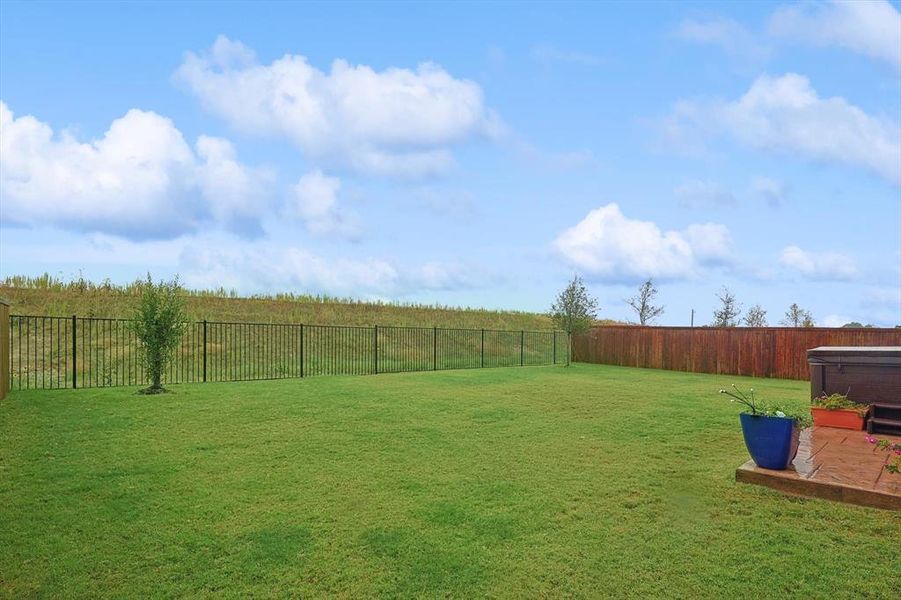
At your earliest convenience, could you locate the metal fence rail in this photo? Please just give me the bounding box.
[8,315,569,390]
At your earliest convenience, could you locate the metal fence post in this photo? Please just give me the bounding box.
[374,325,379,374]
[553,331,557,364]
[202,320,207,382]
[71,315,77,389]
[520,330,524,366]
[481,329,485,368]
[0,306,8,399]
[300,324,304,378]
[433,327,437,371]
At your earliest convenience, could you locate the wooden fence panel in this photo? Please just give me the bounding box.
[573,326,901,380]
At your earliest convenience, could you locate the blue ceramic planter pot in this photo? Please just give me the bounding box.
[739,413,801,470]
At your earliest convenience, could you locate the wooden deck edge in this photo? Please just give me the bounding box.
[735,461,901,511]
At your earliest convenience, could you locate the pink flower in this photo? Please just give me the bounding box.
[865,435,876,444]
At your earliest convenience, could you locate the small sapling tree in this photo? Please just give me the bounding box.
[744,304,768,327]
[132,275,187,394]
[712,286,742,327]
[626,279,664,325]
[550,275,600,336]
[780,303,815,327]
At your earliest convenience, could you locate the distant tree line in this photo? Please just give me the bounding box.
[550,277,888,330]
[703,287,823,327]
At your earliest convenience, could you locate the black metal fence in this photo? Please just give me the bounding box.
[8,315,570,390]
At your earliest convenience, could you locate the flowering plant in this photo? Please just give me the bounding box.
[719,384,812,428]
[866,435,901,474]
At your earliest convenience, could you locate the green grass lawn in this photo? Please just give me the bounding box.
[1,364,898,598]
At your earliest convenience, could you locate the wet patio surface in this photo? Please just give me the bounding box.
[736,426,901,510]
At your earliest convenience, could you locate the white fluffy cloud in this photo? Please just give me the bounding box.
[287,170,360,238]
[820,314,852,328]
[662,73,901,185]
[175,36,497,178]
[682,223,733,264]
[412,261,480,291]
[769,0,901,68]
[194,135,274,234]
[553,203,732,282]
[179,241,478,297]
[779,245,858,280]
[0,102,272,238]
[180,243,398,296]
[674,179,736,207]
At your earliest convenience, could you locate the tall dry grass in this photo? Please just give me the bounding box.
[0,273,554,329]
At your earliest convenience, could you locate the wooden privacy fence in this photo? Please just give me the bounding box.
[573,326,901,380]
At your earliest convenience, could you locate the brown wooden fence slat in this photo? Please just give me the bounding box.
[573,326,901,380]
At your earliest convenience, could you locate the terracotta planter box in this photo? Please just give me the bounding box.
[810,407,867,430]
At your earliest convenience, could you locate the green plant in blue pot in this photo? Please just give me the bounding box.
[720,385,811,470]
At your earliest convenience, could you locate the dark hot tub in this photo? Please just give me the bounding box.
[807,346,901,405]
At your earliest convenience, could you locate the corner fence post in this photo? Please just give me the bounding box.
[202,320,208,382]
[0,300,9,400]
[480,329,485,368]
[71,315,77,389]
[374,325,379,375]
[433,327,437,371]
[520,330,524,366]
[300,324,304,378]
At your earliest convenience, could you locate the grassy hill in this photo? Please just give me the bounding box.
[1,274,556,330]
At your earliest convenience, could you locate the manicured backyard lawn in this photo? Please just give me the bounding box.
[1,364,898,598]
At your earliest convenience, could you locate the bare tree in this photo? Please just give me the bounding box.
[744,304,768,327]
[550,275,600,335]
[712,286,742,327]
[626,279,664,325]
[781,303,815,327]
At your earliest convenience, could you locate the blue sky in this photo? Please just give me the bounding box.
[1,0,899,326]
